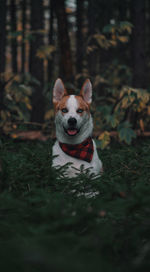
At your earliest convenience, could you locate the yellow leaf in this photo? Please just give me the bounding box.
[109,40,117,46]
[98,131,109,140]
[44,109,54,120]
[118,36,128,43]
[24,96,30,104]
[137,101,146,112]
[124,25,132,34]
[26,103,32,110]
[112,34,116,40]
[121,97,129,108]
[36,45,56,59]
[98,131,110,149]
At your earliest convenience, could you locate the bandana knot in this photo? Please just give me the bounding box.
[59,137,94,162]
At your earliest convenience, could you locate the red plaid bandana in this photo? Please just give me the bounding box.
[59,137,94,163]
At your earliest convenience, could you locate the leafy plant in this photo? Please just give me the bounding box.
[36,45,56,60]
[93,84,150,147]
[0,138,150,272]
[87,21,133,53]
[0,74,40,134]
[117,121,136,144]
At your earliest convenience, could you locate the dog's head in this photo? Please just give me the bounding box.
[53,79,93,144]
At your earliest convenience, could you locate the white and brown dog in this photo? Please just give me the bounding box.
[52,78,103,178]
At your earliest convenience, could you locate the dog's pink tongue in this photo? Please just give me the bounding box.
[67,129,77,136]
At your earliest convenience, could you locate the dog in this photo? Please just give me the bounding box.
[52,78,103,178]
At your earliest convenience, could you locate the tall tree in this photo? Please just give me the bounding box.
[118,0,127,21]
[0,0,7,109]
[87,0,98,78]
[53,0,73,82]
[10,0,18,73]
[21,0,26,74]
[131,0,147,88]
[48,0,54,81]
[29,0,45,123]
[76,0,84,74]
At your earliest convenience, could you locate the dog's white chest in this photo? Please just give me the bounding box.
[52,140,102,177]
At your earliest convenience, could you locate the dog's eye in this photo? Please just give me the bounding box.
[61,108,68,113]
[77,108,83,113]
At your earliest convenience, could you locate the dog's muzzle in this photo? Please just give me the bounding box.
[68,117,77,127]
[64,117,79,136]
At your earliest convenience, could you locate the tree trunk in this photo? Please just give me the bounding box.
[118,0,127,21]
[131,0,147,88]
[53,0,73,82]
[76,0,84,74]
[21,0,26,74]
[29,0,45,123]
[0,0,7,109]
[10,0,18,73]
[48,0,54,81]
[87,0,99,78]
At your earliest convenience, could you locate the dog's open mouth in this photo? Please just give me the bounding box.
[64,127,79,136]
[67,129,78,136]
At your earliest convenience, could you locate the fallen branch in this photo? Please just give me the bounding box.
[94,130,150,138]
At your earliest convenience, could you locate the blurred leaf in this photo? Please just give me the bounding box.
[118,122,136,144]
[109,40,117,46]
[93,34,110,49]
[103,24,115,33]
[19,85,32,96]
[8,31,22,39]
[119,21,133,34]
[117,36,129,43]
[105,114,119,128]
[98,131,110,149]
[36,45,56,60]
[44,109,54,120]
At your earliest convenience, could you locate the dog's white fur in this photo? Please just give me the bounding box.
[52,79,103,177]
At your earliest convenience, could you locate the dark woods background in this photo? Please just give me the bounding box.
[1,3,150,271]
[0,0,150,143]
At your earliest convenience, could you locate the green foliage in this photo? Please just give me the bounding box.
[105,113,119,128]
[118,121,136,144]
[0,138,150,271]
[1,16,149,150]
[103,21,133,35]
[36,45,56,60]
[87,21,133,53]
[93,78,150,147]
[8,30,22,38]
[97,131,111,149]
[0,74,40,134]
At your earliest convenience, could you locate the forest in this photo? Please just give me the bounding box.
[0,0,150,144]
[0,1,150,271]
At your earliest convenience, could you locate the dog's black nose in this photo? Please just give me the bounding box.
[68,117,77,127]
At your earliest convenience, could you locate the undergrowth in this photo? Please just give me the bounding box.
[0,138,150,272]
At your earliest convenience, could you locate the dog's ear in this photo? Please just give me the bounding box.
[53,78,67,104]
[80,79,92,104]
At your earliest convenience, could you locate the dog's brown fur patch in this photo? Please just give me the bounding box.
[75,95,90,115]
[54,95,70,114]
